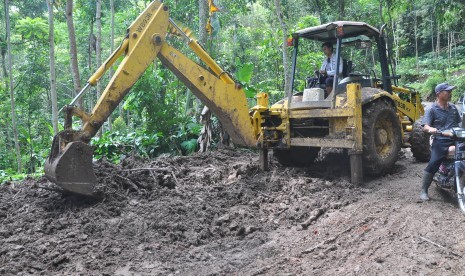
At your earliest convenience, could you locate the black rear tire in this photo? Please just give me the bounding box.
[274,147,320,167]
[409,119,431,162]
[362,99,402,176]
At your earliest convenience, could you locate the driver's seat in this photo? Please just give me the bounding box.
[306,59,350,89]
[342,59,352,78]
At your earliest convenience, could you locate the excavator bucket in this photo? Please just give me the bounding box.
[44,131,97,196]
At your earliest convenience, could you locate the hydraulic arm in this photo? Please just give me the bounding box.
[45,1,260,195]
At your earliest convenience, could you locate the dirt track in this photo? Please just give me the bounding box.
[2,148,465,275]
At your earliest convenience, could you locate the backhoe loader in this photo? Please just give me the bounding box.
[44,1,425,196]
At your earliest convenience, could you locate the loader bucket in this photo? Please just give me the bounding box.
[44,132,97,196]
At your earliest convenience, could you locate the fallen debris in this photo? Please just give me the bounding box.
[300,207,327,229]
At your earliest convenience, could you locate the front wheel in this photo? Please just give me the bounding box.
[362,99,402,176]
[457,173,465,214]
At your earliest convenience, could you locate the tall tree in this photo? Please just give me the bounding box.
[65,0,82,107]
[1,37,6,81]
[413,8,419,75]
[197,0,212,152]
[110,0,117,130]
[4,0,22,172]
[338,0,345,20]
[0,2,6,80]
[274,0,291,94]
[198,0,208,45]
[430,12,435,59]
[47,0,58,134]
[96,0,103,135]
[313,0,323,22]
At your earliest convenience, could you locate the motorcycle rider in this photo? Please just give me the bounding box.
[420,83,461,201]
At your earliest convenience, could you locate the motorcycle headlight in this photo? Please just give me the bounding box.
[454,128,465,139]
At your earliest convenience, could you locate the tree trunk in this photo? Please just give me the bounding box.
[88,23,95,88]
[47,0,58,134]
[392,22,399,68]
[184,0,207,119]
[436,28,440,61]
[430,14,435,59]
[65,0,82,108]
[414,11,419,75]
[313,0,323,23]
[384,1,398,73]
[338,0,345,20]
[26,112,35,173]
[274,0,291,94]
[198,106,212,152]
[448,32,451,66]
[199,0,208,47]
[96,0,103,135]
[385,4,397,80]
[0,37,11,149]
[4,0,22,172]
[1,38,7,84]
[111,0,118,128]
[196,0,209,117]
[197,0,212,152]
[379,2,384,24]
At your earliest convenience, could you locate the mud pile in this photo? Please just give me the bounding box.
[0,148,359,275]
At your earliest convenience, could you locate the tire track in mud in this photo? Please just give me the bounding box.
[240,152,465,276]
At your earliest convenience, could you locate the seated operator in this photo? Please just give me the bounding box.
[307,42,343,97]
[319,42,343,96]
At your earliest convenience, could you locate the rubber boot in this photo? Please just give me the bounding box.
[420,171,434,201]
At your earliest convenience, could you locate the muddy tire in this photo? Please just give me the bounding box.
[409,119,431,162]
[362,99,402,176]
[274,147,320,167]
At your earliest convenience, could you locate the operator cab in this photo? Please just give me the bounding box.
[289,21,395,106]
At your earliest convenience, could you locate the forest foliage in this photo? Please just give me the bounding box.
[1,0,464,181]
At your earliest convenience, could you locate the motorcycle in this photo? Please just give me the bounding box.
[432,128,465,213]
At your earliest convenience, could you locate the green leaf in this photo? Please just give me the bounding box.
[236,63,254,83]
[181,139,198,154]
[16,17,48,41]
[244,86,257,98]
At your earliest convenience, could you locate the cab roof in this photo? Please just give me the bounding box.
[293,21,380,42]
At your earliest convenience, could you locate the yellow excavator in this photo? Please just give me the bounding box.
[45,1,425,196]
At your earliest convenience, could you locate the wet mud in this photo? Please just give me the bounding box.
[1,148,465,275]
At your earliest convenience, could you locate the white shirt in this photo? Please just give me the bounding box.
[320,53,343,77]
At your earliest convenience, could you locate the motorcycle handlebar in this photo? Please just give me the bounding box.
[431,129,453,137]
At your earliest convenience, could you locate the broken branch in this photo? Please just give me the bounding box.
[301,207,326,229]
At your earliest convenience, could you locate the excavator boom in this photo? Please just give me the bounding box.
[44,1,258,195]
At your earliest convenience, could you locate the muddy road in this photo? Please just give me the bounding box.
[1,148,465,275]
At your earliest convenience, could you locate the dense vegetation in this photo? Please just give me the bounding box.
[1,0,464,181]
